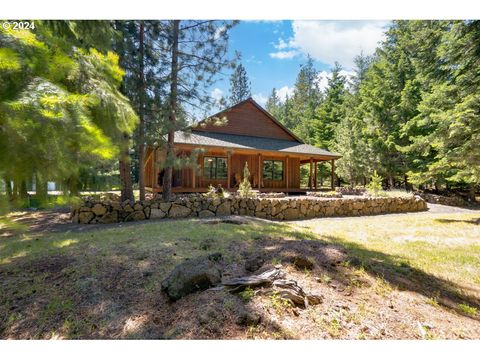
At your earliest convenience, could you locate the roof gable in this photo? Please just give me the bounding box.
[193,98,302,142]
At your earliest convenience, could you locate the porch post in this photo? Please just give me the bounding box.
[309,157,313,190]
[258,153,262,190]
[285,156,289,189]
[227,150,231,190]
[314,160,318,190]
[152,148,156,190]
[331,159,335,190]
[192,155,196,190]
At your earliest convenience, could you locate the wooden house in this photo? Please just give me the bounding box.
[143,98,341,193]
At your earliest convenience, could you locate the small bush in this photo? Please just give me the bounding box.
[367,171,383,197]
[238,162,253,197]
[458,303,478,316]
[239,287,255,302]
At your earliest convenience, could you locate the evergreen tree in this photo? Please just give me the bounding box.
[265,88,281,120]
[228,62,251,105]
[0,22,137,203]
[160,20,237,200]
[313,62,347,150]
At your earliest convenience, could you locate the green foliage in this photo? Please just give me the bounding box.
[229,61,251,105]
[458,303,478,316]
[238,162,253,197]
[0,22,137,203]
[239,287,255,302]
[367,171,383,196]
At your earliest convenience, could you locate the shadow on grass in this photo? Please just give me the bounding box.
[435,218,480,226]
[0,217,479,339]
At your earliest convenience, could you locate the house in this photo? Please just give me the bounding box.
[143,98,341,193]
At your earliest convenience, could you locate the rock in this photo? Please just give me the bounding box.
[169,204,191,218]
[161,253,223,301]
[144,206,151,218]
[134,202,143,211]
[123,204,134,213]
[199,210,215,218]
[99,211,118,224]
[292,255,314,270]
[150,208,167,219]
[235,309,262,326]
[125,210,146,222]
[283,208,299,221]
[79,211,95,224]
[216,201,231,216]
[245,254,265,272]
[159,202,172,212]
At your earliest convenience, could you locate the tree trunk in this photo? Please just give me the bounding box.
[388,175,395,189]
[120,134,134,202]
[35,174,48,204]
[138,20,146,201]
[468,184,476,203]
[162,20,180,201]
[404,174,412,191]
[3,177,12,201]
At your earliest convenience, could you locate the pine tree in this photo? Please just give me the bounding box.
[229,62,251,105]
[160,20,237,200]
[0,21,137,204]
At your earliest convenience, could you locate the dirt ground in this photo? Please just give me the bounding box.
[1,203,479,339]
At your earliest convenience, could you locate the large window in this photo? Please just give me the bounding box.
[203,156,227,180]
[263,160,284,181]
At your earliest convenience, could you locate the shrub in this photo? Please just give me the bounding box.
[458,303,478,316]
[367,171,383,196]
[238,162,253,197]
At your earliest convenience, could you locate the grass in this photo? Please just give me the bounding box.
[1,208,480,339]
[291,212,480,289]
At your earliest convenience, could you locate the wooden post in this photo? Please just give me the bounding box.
[285,156,289,190]
[152,148,156,190]
[308,158,313,190]
[227,150,231,190]
[314,160,318,190]
[258,153,262,190]
[192,154,196,190]
[331,159,335,190]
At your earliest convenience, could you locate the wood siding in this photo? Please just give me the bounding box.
[145,146,302,191]
[194,101,296,141]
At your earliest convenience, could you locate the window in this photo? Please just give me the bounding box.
[263,160,284,181]
[203,156,227,180]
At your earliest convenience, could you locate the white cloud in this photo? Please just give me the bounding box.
[211,88,224,103]
[253,93,268,106]
[271,20,389,69]
[273,38,289,50]
[276,85,294,101]
[269,50,299,59]
[316,70,356,92]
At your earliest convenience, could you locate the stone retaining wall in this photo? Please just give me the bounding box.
[415,192,471,207]
[71,194,427,224]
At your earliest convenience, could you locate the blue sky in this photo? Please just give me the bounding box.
[209,20,391,108]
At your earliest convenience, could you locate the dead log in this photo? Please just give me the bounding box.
[215,268,323,308]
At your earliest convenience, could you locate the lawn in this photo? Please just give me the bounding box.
[1,209,479,339]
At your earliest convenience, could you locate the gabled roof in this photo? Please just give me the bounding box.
[194,97,303,143]
[174,130,341,159]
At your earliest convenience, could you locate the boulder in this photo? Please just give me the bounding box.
[125,210,146,222]
[159,202,172,212]
[169,204,192,218]
[150,208,167,219]
[161,253,223,301]
[199,210,215,218]
[99,211,118,224]
[92,203,107,216]
[216,201,231,216]
[283,208,299,221]
[79,211,95,224]
[244,254,265,272]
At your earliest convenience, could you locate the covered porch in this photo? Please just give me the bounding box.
[144,145,338,194]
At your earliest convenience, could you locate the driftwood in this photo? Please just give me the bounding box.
[215,268,323,308]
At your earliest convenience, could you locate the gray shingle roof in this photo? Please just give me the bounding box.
[173,131,341,158]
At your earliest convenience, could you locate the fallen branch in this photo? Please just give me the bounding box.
[215,268,323,308]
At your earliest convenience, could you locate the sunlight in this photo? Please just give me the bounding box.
[53,239,79,248]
